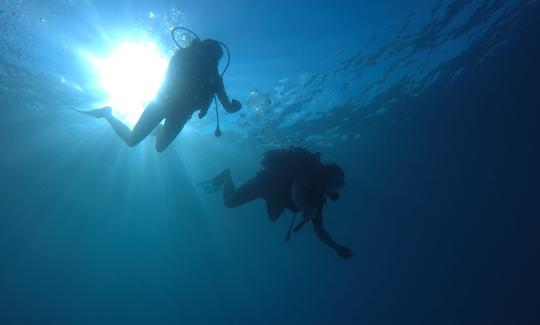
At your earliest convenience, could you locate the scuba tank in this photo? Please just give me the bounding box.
[171,27,231,137]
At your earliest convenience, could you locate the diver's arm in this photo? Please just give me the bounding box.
[216,78,241,113]
[312,210,353,259]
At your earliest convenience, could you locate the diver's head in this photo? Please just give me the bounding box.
[199,39,223,63]
[322,163,345,197]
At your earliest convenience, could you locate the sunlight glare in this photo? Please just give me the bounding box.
[89,41,168,126]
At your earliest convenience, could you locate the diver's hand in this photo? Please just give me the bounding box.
[336,245,354,259]
[328,192,340,201]
[198,108,209,119]
[229,99,242,113]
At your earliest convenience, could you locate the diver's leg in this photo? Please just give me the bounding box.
[199,170,262,208]
[105,102,165,146]
[155,114,190,152]
[223,177,262,208]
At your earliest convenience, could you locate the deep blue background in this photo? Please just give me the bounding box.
[1,1,539,324]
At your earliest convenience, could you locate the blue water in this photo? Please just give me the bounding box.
[1,1,539,324]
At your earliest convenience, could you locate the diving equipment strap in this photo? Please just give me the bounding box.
[285,213,298,242]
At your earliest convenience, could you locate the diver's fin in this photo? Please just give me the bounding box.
[197,169,231,194]
[70,106,112,118]
[197,180,220,194]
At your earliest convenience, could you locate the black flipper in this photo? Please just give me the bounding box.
[197,169,231,194]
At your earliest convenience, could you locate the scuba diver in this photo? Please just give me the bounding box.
[199,147,353,259]
[76,29,241,152]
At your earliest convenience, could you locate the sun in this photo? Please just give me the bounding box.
[88,41,168,126]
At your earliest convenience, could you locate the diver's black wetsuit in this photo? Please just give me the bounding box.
[124,42,228,151]
[207,147,352,258]
[80,39,240,152]
[221,147,328,221]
